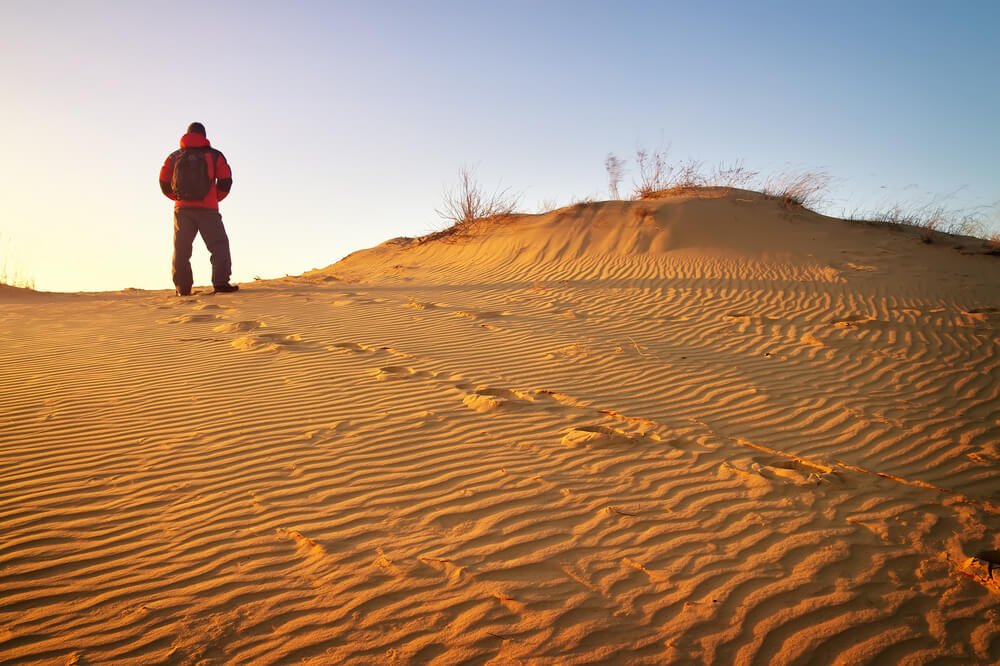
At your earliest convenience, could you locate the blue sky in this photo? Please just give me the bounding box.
[1,1,997,291]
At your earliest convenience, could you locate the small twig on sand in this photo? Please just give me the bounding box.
[626,336,647,355]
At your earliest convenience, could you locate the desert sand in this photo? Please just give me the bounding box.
[1,188,998,664]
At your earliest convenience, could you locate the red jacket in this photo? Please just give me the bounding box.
[159,132,233,209]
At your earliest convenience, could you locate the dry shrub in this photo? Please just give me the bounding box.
[947,213,988,238]
[633,148,671,198]
[710,160,759,188]
[762,170,831,209]
[632,150,763,199]
[431,166,520,240]
[672,159,707,190]
[605,153,626,200]
[986,234,1000,255]
[0,233,35,289]
[633,148,710,198]
[536,198,560,214]
[848,204,994,246]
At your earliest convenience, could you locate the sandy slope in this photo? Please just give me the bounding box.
[1,189,998,664]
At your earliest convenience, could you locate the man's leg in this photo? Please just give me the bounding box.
[197,209,233,288]
[172,209,198,292]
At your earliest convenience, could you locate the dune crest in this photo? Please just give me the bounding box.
[2,190,998,663]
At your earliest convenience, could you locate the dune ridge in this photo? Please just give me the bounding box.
[1,189,998,664]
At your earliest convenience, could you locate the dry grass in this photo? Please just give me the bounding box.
[633,150,770,200]
[632,148,672,198]
[628,146,829,209]
[605,154,626,200]
[761,170,831,209]
[847,204,995,247]
[711,160,759,189]
[634,154,708,198]
[535,198,560,214]
[1,234,35,289]
[986,234,1000,255]
[421,154,997,253]
[426,167,521,242]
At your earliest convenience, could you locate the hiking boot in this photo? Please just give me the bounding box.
[213,283,239,293]
[176,286,192,296]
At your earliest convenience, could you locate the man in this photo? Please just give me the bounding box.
[159,122,238,295]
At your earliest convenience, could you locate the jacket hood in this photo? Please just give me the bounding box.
[180,132,211,149]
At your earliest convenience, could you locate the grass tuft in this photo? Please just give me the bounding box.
[760,170,831,209]
[427,166,521,242]
[1,233,35,289]
[846,203,997,250]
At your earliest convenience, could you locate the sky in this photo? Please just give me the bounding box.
[1,0,998,292]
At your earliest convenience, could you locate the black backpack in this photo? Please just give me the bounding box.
[171,149,212,200]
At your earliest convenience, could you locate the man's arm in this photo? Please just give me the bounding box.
[215,151,233,202]
[159,152,177,200]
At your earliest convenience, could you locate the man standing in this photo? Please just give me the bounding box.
[159,122,238,295]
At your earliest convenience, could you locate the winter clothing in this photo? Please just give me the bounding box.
[161,126,235,292]
[159,132,233,210]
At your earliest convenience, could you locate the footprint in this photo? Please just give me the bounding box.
[374,366,434,380]
[328,341,379,355]
[331,292,387,307]
[545,343,592,360]
[561,425,639,448]
[452,309,511,321]
[403,300,445,311]
[462,388,526,412]
[260,332,303,345]
[722,452,831,488]
[461,387,579,413]
[231,332,304,352]
[163,313,222,324]
[212,320,265,333]
[275,527,329,570]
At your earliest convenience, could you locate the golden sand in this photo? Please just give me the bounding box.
[2,189,998,663]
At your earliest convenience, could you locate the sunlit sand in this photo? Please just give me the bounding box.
[2,188,998,663]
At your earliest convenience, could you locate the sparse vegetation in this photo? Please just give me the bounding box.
[568,194,599,206]
[435,166,520,226]
[760,169,831,209]
[633,149,776,201]
[710,160,759,189]
[536,198,560,214]
[846,203,993,246]
[423,153,998,251]
[0,234,35,289]
[632,147,672,198]
[428,166,521,241]
[605,153,626,200]
[986,234,1000,255]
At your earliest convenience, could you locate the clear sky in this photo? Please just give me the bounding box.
[1,0,998,292]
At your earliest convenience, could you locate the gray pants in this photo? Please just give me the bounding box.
[172,208,232,289]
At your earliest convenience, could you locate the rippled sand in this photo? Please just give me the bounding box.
[2,189,998,664]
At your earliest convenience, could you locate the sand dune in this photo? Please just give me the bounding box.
[2,188,998,664]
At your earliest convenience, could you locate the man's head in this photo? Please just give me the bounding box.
[187,122,207,135]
